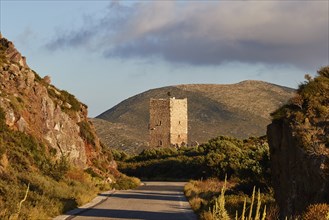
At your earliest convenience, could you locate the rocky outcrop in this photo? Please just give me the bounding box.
[267,119,329,217]
[0,36,101,168]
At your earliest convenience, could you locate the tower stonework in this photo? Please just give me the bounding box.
[149,98,188,148]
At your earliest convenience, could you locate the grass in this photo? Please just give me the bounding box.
[184,179,276,220]
[0,107,140,219]
[0,162,100,219]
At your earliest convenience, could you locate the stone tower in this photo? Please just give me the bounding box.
[149,98,188,148]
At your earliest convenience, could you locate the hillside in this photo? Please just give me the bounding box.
[96,81,295,153]
[0,36,102,167]
[0,36,138,219]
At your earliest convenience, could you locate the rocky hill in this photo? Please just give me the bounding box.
[0,36,102,168]
[0,36,139,219]
[96,81,295,153]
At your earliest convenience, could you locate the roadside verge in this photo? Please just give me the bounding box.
[53,190,115,220]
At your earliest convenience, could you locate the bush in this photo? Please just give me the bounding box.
[111,174,141,190]
[60,90,80,111]
[47,87,81,113]
[271,66,329,150]
[119,136,270,184]
[0,107,7,132]
[78,121,96,146]
[185,179,275,220]
[302,203,329,220]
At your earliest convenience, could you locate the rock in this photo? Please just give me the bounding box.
[0,154,9,174]
[16,116,28,132]
[0,36,103,168]
[267,119,329,217]
[5,108,16,127]
[26,70,35,86]
[54,123,61,131]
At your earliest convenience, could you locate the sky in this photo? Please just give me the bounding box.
[0,0,328,117]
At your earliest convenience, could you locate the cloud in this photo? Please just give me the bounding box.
[46,1,329,70]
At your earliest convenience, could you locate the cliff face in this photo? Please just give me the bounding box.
[267,67,329,217]
[267,120,329,216]
[0,36,100,168]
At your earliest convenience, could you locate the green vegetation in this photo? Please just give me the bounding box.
[118,135,273,219]
[0,107,139,219]
[78,121,96,146]
[60,90,81,111]
[0,40,8,67]
[32,70,42,82]
[47,86,81,113]
[271,66,329,150]
[111,174,141,190]
[118,136,270,184]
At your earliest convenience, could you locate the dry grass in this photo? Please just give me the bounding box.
[189,197,205,211]
[91,118,148,154]
[302,203,329,220]
[184,179,276,220]
[0,166,140,219]
[184,179,231,218]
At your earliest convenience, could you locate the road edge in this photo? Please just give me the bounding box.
[53,190,116,220]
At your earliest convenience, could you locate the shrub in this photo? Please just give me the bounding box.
[0,107,7,132]
[47,155,70,181]
[78,121,96,146]
[119,136,270,184]
[60,90,80,111]
[302,203,329,220]
[46,87,81,113]
[184,179,275,220]
[271,66,329,150]
[111,174,140,190]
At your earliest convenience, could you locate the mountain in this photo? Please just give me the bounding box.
[95,81,295,153]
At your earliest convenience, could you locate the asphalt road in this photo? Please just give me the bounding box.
[66,181,197,220]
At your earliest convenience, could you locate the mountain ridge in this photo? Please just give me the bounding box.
[95,81,295,153]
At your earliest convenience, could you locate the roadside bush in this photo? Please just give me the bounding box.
[111,174,141,190]
[185,179,275,220]
[302,203,329,220]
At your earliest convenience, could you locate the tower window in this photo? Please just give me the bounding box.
[159,120,162,126]
[159,140,162,146]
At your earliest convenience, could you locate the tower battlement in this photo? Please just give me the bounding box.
[149,98,188,148]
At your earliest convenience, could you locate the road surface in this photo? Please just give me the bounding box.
[66,181,197,220]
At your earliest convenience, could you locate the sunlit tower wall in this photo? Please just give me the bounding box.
[149,98,188,148]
